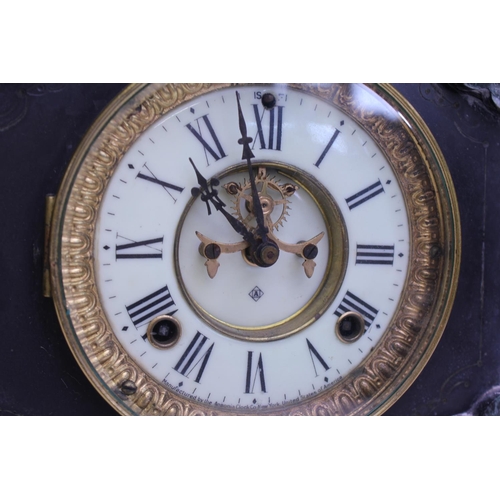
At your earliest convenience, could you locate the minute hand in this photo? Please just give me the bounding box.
[189,157,257,246]
[236,91,268,242]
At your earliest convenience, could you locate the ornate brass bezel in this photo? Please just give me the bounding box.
[49,83,461,416]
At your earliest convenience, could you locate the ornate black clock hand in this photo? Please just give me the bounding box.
[236,91,279,267]
[236,91,268,242]
[190,157,224,216]
[189,158,257,246]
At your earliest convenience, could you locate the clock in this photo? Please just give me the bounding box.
[48,83,460,415]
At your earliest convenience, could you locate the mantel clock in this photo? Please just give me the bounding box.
[48,84,460,415]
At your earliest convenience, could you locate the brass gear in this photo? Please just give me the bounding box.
[224,168,298,232]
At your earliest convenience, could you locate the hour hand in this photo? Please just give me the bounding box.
[190,158,256,246]
[189,157,225,216]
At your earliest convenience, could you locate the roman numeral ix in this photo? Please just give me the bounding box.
[253,104,284,150]
[174,332,214,383]
[126,284,177,328]
[334,291,378,331]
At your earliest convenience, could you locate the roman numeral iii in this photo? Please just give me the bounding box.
[126,284,177,328]
[174,332,214,383]
[355,244,394,265]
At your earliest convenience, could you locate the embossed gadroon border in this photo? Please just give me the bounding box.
[50,84,460,415]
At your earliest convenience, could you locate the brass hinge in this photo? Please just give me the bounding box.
[43,194,56,298]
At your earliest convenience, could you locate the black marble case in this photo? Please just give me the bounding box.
[1,83,498,416]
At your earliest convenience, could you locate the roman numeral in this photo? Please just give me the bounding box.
[253,104,284,150]
[126,284,177,328]
[135,163,184,202]
[356,244,395,265]
[314,128,340,167]
[186,114,227,163]
[306,339,330,376]
[174,332,214,383]
[334,291,378,331]
[115,236,163,260]
[137,173,185,192]
[345,180,384,210]
[245,352,267,394]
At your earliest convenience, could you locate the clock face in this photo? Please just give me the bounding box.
[50,84,460,415]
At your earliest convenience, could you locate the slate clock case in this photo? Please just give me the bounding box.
[1,83,499,416]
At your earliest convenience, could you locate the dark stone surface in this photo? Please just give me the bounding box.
[0,84,127,416]
[388,84,500,415]
[1,83,498,416]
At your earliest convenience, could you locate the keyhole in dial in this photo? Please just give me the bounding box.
[335,311,365,343]
[147,315,181,349]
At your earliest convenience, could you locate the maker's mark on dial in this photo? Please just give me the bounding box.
[249,286,264,302]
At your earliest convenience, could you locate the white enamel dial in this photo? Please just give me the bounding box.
[177,167,331,330]
[94,85,410,411]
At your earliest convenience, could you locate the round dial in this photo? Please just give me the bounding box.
[50,84,460,415]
